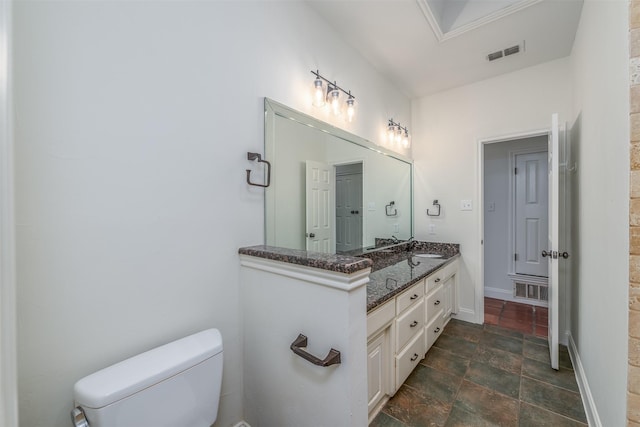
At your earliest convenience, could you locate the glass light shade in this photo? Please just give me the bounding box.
[395,126,403,144]
[329,87,341,116]
[402,130,410,148]
[312,78,325,107]
[387,124,396,144]
[346,97,355,122]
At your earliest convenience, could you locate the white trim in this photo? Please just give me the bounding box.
[567,332,602,427]
[417,0,543,42]
[232,422,252,427]
[477,128,550,325]
[483,286,512,300]
[0,1,17,426]
[452,307,476,324]
[239,254,370,292]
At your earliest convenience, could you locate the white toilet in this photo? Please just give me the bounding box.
[71,328,223,427]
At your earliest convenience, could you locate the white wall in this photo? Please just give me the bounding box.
[484,136,547,299]
[12,2,410,426]
[568,0,629,424]
[0,1,18,426]
[411,58,571,321]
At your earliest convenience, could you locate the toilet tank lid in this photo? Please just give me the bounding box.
[74,328,222,409]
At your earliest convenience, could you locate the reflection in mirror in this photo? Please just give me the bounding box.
[264,98,413,254]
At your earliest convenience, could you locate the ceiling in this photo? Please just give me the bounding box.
[306,0,584,99]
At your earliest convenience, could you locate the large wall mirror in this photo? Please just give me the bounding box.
[264,98,413,254]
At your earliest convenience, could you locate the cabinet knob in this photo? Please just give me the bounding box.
[410,353,419,362]
[410,294,419,300]
[434,327,441,333]
[434,300,441,305]
[410,320,418,328]
[435,278,441,283]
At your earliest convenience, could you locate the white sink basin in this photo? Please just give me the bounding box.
[414,253,442,259]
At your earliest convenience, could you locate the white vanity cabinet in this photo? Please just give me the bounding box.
[393,281,425,390]
[366,258,459,420]
[366,299,394,417]
[424,259,458,352]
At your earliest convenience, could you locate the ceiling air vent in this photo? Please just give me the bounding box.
[486,41,525,62]
[504,44,520,56]
[487,50,503,61]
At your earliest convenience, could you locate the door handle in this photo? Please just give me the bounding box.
[350,210,360,214]
[542,250,550,258]
[561,252,569,259]
[306,233,315,238]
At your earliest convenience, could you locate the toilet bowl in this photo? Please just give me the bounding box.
[71,328,223,427]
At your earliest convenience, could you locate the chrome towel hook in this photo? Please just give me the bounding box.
[246,152,271,188]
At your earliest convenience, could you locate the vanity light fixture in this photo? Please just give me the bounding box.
[387,118,411,148]
[311,70,357,121]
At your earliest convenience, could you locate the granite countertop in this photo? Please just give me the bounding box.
[238,245,373,274]
[238,242,460,312]
[366,252,460,312]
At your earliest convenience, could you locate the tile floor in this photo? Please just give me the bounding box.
[484,297,549,338]
[370,318,587,426]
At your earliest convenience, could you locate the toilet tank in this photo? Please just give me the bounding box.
[72,329,223,427]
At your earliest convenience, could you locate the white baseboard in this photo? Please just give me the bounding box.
[484,287,512,300]
[232,422,251,427]
[567,332,601,427]
[453,307,478,324]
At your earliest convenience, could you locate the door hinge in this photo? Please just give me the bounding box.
[514,253,518,261]
[514,167,518,175]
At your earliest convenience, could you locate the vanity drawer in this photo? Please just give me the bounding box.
[396,299,425,351]
[367,299,396,338]
[442,259,458,281]
[396,280,424,314]
[395,329,425,389]
[426,313,444,350]
[425,286,444,323]
[426,272,444,293]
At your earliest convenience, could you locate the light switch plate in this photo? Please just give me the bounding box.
[460,199,472,211]
[368,202,376,211]
[428,224,436,235]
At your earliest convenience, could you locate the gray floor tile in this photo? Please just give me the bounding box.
[522,358,579,392]
[404,364,463,404]
[370,411,409,427]
[434,334,478,359]
[466,360,521,399]
[480,331,524,355]
[452,380,519,426]
[379,317,587,427]
[474,344,523,375]
[421,346,470,377]
[519,402,588,426]
[520,377,587,423]
[383,385,451,427]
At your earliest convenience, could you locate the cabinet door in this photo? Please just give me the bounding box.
[367,329,390,414]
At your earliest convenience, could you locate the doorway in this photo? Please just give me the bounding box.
[483,135,549,310]
[335,162,363,253]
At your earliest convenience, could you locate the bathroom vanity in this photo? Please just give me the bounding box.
[365,246,459,419]
[238,241,459,426]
